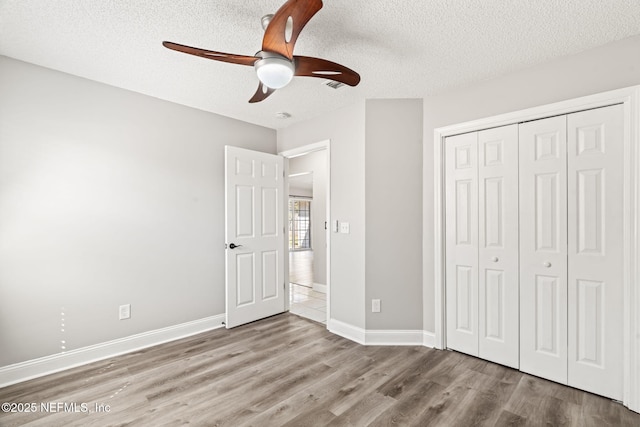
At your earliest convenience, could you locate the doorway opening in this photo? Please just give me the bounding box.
[281,142,330,325]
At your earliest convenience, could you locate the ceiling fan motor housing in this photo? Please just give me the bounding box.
[254,51,295,89]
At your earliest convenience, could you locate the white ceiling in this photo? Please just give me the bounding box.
[2,1,640,129]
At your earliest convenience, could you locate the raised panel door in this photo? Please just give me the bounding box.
[445,132,479,356]
[478,125,519,368]
[567,104,624,400]
[225,146,285,328]
[519,116,569,384]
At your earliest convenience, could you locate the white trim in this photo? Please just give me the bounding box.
[364,330,424,346]
[433,120,446,350]
[283,156,291,311]
[423,331,436,348]
[325,142,331,334]
[288,171,313,179]
[0,314,225,387]
[327,319,436,348]
[312,282,327,293]
[430,85,640,413]
[327,318,366,345]
[280,140,330,158]
[630,86,640,413]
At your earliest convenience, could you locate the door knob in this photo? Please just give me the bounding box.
[491,256,499,262]
[543,261,551,268]
[229,243,242,249]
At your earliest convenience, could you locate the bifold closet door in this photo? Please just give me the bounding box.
[477,125,519,368]
[445,125,519,368]
[519,104,624,400]
[445,132,479,356]
[567,105,624,401]
[519,116,569,384]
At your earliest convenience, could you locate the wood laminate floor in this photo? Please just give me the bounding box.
[1,314,638,426]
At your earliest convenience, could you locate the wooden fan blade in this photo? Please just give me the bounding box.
[294,55,361,86]
[262,0,323,60]
[163,41,258,66]
[249,82,276,103]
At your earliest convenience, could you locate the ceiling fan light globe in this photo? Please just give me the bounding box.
[255,56,295,89]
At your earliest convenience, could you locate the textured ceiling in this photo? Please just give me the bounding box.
[2,0,640,129]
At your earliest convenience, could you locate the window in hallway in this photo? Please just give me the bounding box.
[288,198,311,250]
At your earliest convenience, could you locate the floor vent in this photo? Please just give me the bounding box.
[324,80,345,89]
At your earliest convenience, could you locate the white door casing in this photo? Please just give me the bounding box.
[519,115,569,384]
[445,132,479,356]
[478,125,519,369]
[567,105,624,400]
[225,146,285,328]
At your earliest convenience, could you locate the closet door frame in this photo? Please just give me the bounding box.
[431,85,640,413]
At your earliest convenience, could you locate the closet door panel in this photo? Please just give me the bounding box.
[519,116,568,384]
[567,104,624,400]
[478,125,519,368]
[445,132,479,356]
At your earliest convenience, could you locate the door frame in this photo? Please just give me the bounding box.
[280,140,331,323]
[431,85,640,412]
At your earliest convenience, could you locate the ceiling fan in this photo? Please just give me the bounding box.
[163,0,360,103]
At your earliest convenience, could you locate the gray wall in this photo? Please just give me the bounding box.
[422,34,640,332]
[365,99,423,330]
[278,99,424,331]
[288,150,328,285]
[0,57,276,366]
[278,102,367,329]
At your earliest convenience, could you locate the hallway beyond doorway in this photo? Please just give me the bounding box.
[289,251,326,324]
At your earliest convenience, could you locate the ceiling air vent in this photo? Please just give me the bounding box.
[324,80,345,89]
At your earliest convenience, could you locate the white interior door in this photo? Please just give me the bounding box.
[567,104,624,400]
[225,146,285,328]
[519,116,569,384]
[477,125,519,368]
[445,132,479,356]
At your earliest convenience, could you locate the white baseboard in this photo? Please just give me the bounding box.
[327,318,437,348]
[364,329,424,345]
[0,314,225,387]
[327,318,366,345]
[423,331,436,348]
[312,283,327,294]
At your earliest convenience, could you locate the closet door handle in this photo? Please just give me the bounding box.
[491,257,499,262]
[543,261,551,268]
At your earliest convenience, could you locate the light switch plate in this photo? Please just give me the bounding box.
[340,222,350,234]
[119,304,131,320]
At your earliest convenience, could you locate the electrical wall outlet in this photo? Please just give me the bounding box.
[372,299,381,313]
[340,222,350,234]
[119,304,131,320]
